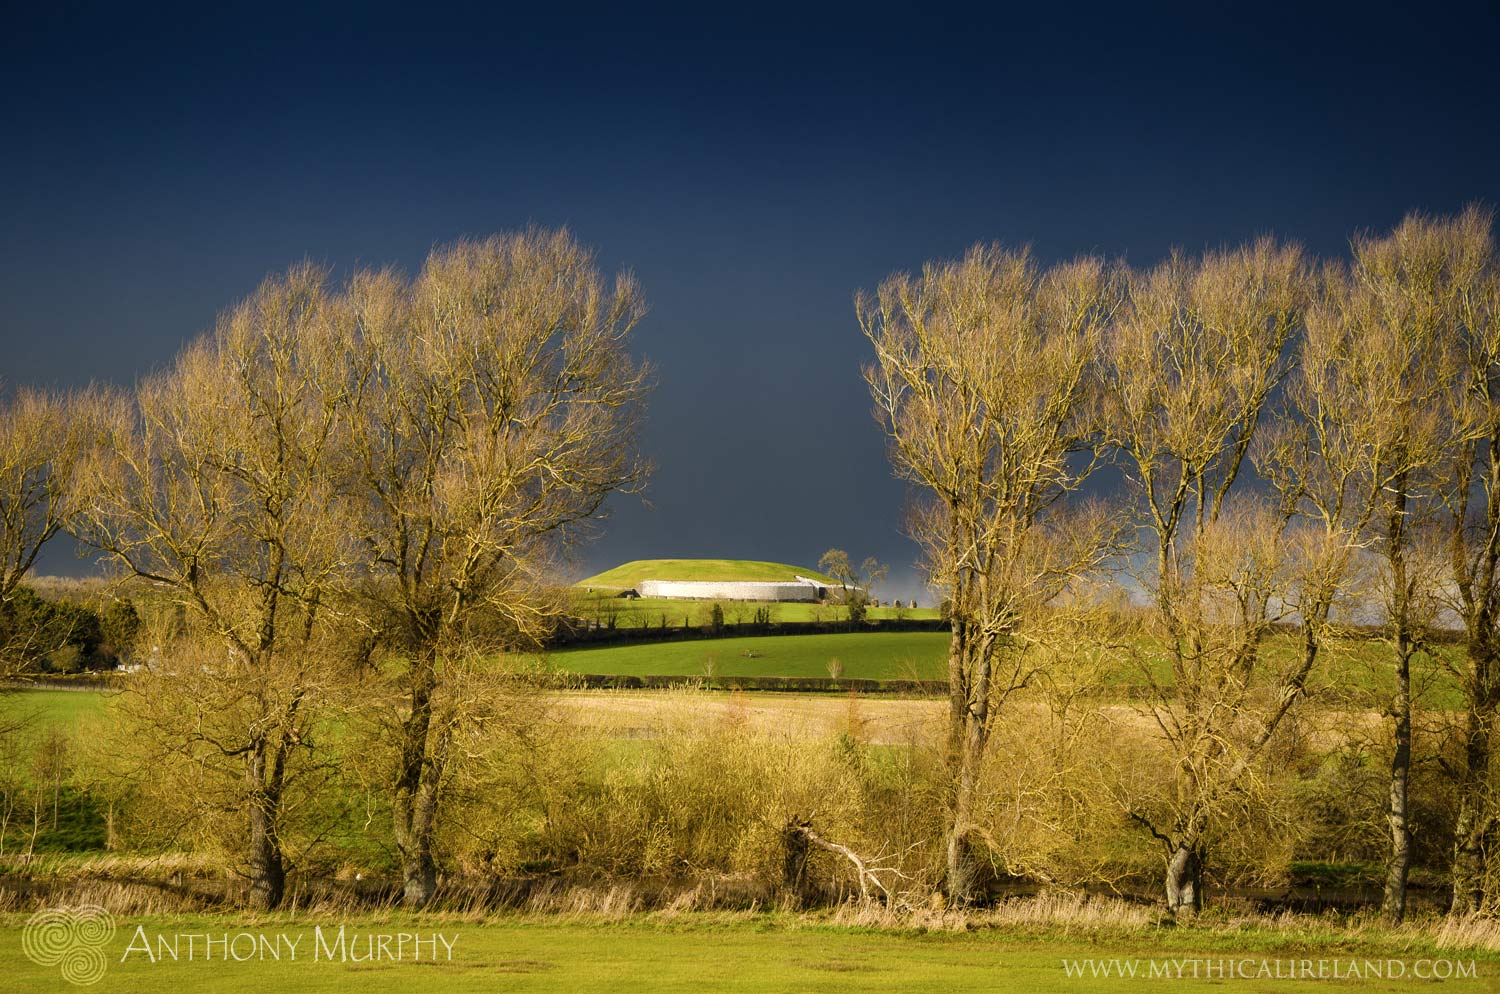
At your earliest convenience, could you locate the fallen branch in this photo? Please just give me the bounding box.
[784,818,910,903]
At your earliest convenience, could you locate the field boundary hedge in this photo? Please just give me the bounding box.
[1,674,123,692]
[572,673,950,694]
[551,617,948,648]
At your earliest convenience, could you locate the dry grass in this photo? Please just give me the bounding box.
[0,851,215,878]
[6,871,1500,959]
[555,689,944,745]
[1430,914,1500,952]
[553,690,1400,747]
[827,889,1158,931]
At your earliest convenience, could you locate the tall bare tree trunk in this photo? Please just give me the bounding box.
[945,634,991,905]
[1452,644,1497,914]
[859,244,1116,911]
[1447,430,1500,915]
[1165,840,1203,916]
[393,652,439,907]
[945,616,967,764]
[1384,636,1414,923]
[1383,494,1415,925]
[246,746,285,912]
[945,711,984,904]
[942,598,973,903]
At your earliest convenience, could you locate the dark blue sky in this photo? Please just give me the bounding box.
[4,4,1498,600]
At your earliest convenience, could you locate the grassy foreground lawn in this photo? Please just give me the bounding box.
[1,913,1493,993]
[547,632,950,680]
[0,688,105,740]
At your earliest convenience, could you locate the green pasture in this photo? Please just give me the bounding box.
[0,912,1492,993]
[0,688,106,741]
[0,689,112,852]
[546,632,950,680]
[545,629,1465,706]
[0,628,1471,707]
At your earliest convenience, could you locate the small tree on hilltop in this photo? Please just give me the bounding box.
[817,549,890,623]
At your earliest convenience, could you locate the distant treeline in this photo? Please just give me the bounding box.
[550,616,949,647]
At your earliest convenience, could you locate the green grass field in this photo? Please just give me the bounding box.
[0,913,1492,993]
[544,629,1464,705]
[0,688,106,741]
[577,558,838,589]
[547,632,950,680]
[0,689,113,851]
[0,627,1468,703]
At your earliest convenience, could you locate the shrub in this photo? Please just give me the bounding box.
[0,587,103,672]
[45,644,85,674]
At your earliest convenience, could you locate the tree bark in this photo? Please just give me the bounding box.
[945,773,979,905]
[1164,841,1203,917]
[1451,643,1496,914]
[946,616,967,765]
[393,653,440,908]
[1384,637,1413,923]
[1381,492,1415,925]
[1447,428,1500,915]
[246,746,285,912]
[945,644,990,905]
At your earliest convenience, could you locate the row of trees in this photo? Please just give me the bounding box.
[861,207,1500,919]
[0,230,651,908]
[4,213,1499,919]
[0,588,138,672]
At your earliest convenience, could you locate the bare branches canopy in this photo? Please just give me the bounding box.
[860,211,1500,916]
[66,229,652,910]
[859,245,1121,903]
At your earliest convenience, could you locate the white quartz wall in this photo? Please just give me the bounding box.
[637,579,822,601]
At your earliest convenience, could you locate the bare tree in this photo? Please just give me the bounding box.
[860,244,1119,903]
[1403,206,1500,916]
[70,265,348,910]
[0,388,98,674]
[329,230,651,907]
[1264,245,1466,922]
[1325,215,1479,921]
[1105,238,1316,915]
[817,548,889,621]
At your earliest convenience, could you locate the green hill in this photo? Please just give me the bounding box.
[578,559,838,590]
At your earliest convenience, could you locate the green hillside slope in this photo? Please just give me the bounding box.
[578,559,838,589]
